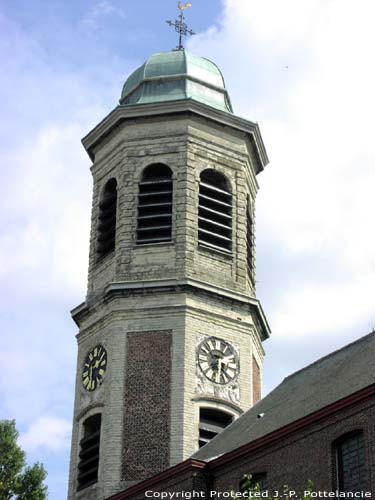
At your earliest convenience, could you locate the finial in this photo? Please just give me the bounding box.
[166,2,195,51]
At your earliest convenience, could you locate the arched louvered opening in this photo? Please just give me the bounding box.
[247,197,254,277]
[334,431,367,493]
[77,414,101,491]
[199,407,233,448]
[137,164,173,244]
[198,170,232,253]
[96,179,117,261]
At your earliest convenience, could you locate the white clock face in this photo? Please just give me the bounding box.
[197,337,239,385]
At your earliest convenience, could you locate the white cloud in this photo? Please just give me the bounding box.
[190,0,375,340]
[222,0,320,47]
[82,1,126,28]
[272,274,375,338]
[19,416,71,453]
[0,123,92,299]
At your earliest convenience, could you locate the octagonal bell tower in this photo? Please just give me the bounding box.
[68,48,270,500]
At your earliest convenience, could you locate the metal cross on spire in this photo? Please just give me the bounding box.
[166,2,195,51]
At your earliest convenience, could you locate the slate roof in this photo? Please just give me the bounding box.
[194,331,375,461]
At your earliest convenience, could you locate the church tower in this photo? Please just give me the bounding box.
[67,46,270,499]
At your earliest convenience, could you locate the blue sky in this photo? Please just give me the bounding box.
[1,0,375,498]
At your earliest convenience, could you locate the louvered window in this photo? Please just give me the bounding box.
[77,414,101,491]
[198,170,232,253]
[335,431,367,493]
[199,408,233,448]
[96,179,117,261]
[247,197,254,276]
[137,164,172,244]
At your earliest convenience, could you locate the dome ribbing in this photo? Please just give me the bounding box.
[120,50,232,113]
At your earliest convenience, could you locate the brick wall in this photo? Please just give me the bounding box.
[108,395,375,499]
[122,331,172,481]
[211,397,375,495]
[107,463,209,500]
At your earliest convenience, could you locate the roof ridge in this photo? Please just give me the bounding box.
[283,330,375,383]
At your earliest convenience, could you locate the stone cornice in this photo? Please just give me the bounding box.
[81,100,268,174]
[71,278,271,341]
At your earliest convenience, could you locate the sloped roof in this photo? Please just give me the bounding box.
[194,331,375,461]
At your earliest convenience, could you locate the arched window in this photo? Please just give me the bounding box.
[198,170,232,252]
[77,414,101,491]
[96,178,117,261]
[137,164,173,244]
[240,473,267,493]
[246,196,254,277]
[199,407,233,448]
[334,431,367,493]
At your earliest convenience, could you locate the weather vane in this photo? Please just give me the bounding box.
[166,2,195,51]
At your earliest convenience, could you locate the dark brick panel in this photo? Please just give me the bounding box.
[122,330,172,481]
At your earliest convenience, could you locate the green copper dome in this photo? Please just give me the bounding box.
[120,50,233,113]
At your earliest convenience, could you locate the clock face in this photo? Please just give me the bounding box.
[82,345,107,392]
[197,337,239,385]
